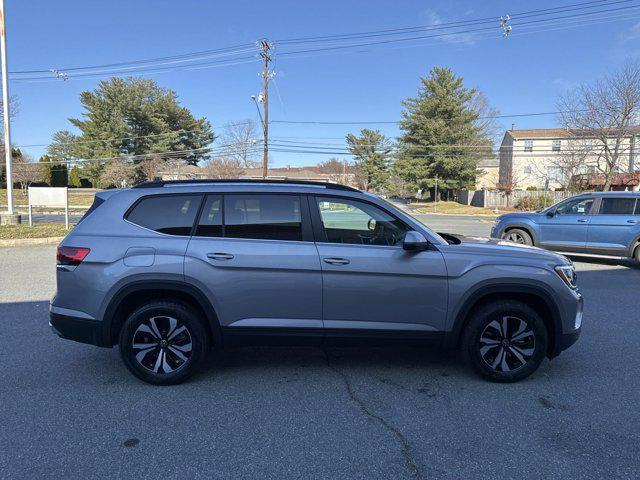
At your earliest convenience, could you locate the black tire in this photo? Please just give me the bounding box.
[634,244,640,263]
[461,300,548,383]
[118,301,210,385]
[501,228,533,246]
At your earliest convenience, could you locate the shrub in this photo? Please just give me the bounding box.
[515,194,553,211]
[526,186,538,191]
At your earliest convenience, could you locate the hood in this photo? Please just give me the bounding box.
[437,232,570,264]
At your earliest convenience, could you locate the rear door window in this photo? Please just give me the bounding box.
[126,195,202,235]
[599,198,637,215]
[224,194,303,241]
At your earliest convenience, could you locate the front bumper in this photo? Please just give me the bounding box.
[550,291,583,357]
[49,312,110,348]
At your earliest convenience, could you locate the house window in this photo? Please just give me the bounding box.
[523,166,532,174]
[552,140,561,152]
[524,140,533,152]
[547,166,564,182]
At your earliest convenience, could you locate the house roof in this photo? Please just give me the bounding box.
[506,126,640,140]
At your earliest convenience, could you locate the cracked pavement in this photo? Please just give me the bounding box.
[1,235,640,479]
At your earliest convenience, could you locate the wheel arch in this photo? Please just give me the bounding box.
[628,234,640,259]
[447,283,562,357]
[102,280,222,347]
[501,223,538,245]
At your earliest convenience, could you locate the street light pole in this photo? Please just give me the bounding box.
[0,0,18,224]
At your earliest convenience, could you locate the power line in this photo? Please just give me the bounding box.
[8,0,636,82]
[270,110,586,125]
[276,0,630,44]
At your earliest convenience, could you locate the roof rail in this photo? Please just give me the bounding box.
[132,178,361,192]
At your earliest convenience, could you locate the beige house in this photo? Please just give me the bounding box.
[498,128,640,190]
[476,158,499,189]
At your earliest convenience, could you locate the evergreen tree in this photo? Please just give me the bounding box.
[38,154,68,186]
[345,129,391,192]
[395,67,493,193]
[68,166,82,187]
[48,77,215,166]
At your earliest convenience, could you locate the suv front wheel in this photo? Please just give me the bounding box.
[119,301,210,385]
[461,300,548,382]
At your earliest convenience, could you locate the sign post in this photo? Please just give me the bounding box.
[28,187,69,229]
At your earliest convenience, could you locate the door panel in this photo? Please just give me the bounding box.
[586,197,639,255]
[316,243,448,332]
[185,193,322,334]
[537,197,594,252]
[311,195,448,334]
[186,238,322,328]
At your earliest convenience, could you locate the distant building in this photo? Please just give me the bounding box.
[498,128,640,190]
[157,162,358,187]
[476,158,499,189]
[157,164,207,180]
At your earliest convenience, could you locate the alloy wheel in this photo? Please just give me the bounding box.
[505,232,526,244]
[479,316,535,372]
[132,316,193,374]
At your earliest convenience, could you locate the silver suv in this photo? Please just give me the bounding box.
[50,180,583,385]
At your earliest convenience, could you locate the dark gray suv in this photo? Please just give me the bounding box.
[50,180,583,384]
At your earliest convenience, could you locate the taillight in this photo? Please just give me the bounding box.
[57,246,90,266]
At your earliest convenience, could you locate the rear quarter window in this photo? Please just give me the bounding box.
[126,195,202,236]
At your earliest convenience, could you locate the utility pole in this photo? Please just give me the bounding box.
[0,0,18,224]
[259,40,271,179]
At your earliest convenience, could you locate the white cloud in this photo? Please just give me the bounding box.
[618,21,640,43]
[421,9,478,46]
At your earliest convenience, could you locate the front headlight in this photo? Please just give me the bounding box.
[555,264,578,289]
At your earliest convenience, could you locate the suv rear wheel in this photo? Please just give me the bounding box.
[461,300,548,382]
[118,301,210,385]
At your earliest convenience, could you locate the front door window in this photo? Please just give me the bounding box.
[316,197,409,246]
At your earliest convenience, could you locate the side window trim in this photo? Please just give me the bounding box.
[310,194,411,247]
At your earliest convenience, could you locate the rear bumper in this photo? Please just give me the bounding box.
[49,312,111,348]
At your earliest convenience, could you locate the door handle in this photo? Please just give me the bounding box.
[627,219,639,224]
[323,257,350,265]
[577,219,589,223]
[207,252,234,261]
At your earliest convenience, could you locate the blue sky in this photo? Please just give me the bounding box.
[6,0,640,167]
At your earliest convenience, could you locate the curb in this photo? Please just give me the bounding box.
[0,236,65,248]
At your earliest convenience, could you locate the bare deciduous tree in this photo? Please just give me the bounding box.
[12,154,44,194]
[202,157,245,179]
[218,120,260,168]
[99,161,137,188]
[317,158,346,182]
[557,63,640,191]
[138,156,165,182]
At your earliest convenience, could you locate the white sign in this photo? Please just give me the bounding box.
[27,187,70,229]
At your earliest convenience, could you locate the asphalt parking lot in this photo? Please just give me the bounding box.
[1,215,639,479]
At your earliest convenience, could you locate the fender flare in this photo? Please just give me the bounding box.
[446,281,562,355]
[101,279,222,347]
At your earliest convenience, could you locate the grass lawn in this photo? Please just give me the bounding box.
[411,201,501,216]
[0,222,72,239]
[0,188,97,208]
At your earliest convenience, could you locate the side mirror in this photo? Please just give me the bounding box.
[403,231,429,251]
[546,209,556,218]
